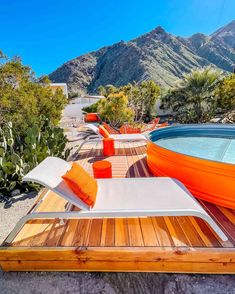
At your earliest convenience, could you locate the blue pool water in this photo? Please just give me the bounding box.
[156,136,235,164]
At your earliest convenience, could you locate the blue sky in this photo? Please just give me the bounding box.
[1,0,234,76]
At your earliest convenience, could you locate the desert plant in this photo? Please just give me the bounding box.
[161,67,222,123]
[0,52,67,134]
[0,119,71,198]
[82,100,100,113]
[214,73,235,112]
[122,80,160,121]
[98,84,119,97]
[98,92,134,127]
[87,80,160,122]
[68,91,79,99]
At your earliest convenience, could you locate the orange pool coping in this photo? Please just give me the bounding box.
[147,141,235,209]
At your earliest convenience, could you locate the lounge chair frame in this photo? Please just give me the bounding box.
[4,157,228,244]
[77,124,147,152]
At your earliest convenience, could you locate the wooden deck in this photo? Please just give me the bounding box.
[1,141,235,273]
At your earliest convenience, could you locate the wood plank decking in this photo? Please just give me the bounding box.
[0,141,235,273]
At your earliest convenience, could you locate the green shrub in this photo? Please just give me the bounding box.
[214,74,235,112]
[0,52,70,202]
[125,80,161,122]
[85,80,161,123]
[0,119,71,198]
[68,91,79,99]
[98,92,134,127]
[161,67,221,123]
[82,100,100,113]
[0,53,68,134]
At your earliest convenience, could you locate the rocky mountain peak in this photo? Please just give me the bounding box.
[188,33,209,50]
[152,26,167,35]
[211,20,235,48]
[49,19,235,94]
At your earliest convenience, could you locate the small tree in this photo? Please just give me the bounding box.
[98,92,134,127]
[98,84,118,97]
[214,74,235,112]
[97,80,161,122]
[161,67,221,123]
[0,52,69,201]
[0,53,67,134]
[136,80,160,121]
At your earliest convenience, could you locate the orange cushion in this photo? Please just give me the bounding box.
[99,125,109,138]
[85,113,100,122]
[62,163,98,208]
[103,122,119,134]
[119,125,141,134]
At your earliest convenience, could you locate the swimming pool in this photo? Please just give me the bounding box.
[156,136,235,164]
[147,124,235,208]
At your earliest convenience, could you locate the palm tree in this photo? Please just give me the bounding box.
[178,67,222,121]
[161,66,222,123]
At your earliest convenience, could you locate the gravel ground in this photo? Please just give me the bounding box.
[1,270,235,294]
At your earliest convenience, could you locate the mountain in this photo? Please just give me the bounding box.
[179,31,235,72]
[49,20,235,94]
[211,20,235,48]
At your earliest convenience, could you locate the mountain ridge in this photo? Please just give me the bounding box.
[49,20,235,94]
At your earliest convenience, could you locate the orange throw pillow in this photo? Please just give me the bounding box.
[99,125,109,138]
[62,163,98,208]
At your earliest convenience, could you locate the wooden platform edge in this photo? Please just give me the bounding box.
[1,246,235,273]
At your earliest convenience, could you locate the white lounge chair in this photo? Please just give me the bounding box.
[5,157,227,243]
[77,124,148,151]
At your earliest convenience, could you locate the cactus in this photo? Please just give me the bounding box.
[0,119,71,198]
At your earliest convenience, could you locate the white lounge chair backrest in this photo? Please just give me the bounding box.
[85,124,101,136]
[23,157,90,210]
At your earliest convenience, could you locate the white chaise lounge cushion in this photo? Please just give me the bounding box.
[85,124,147,141]
[23,157,228,241]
